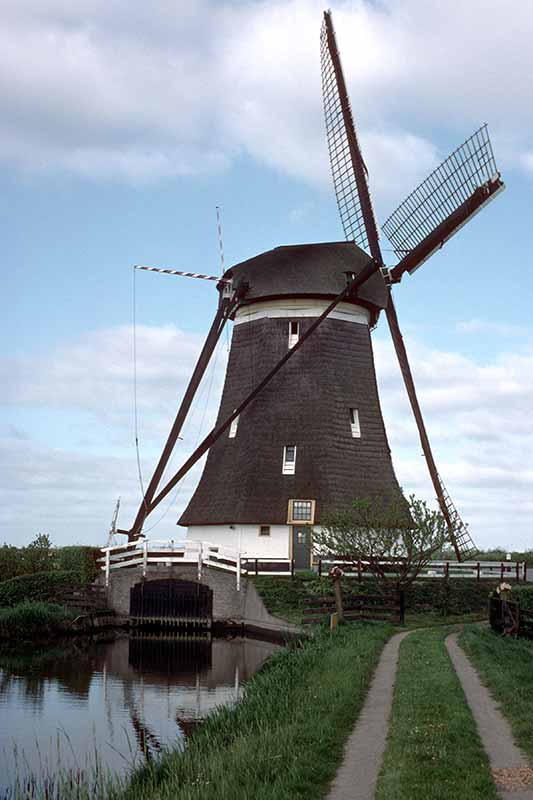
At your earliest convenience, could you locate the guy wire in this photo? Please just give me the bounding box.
[132,266,148,511]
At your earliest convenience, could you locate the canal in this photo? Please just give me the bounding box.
[0,632,281,796]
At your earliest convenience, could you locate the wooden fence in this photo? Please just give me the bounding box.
[489,597,533,639]
[56,584,111,613]
[302,592,404,626]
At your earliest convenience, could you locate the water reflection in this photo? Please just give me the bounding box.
[0,633,280,795]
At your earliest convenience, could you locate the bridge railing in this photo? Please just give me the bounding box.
[99,539,294,589]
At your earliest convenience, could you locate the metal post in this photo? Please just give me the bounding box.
[105,548,110,588]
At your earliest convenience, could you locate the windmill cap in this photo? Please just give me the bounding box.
[223,242,388,319]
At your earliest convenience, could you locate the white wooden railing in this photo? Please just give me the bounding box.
[98,539,294,590]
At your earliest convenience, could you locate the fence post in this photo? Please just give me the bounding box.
[358,560,362,581]
[524,561,528,582]
[399,590,405,624]
[318,559,322,577]
[500,563,504,581]
[105,548,110,588]
[445,562,450,581]
[477,562,480,581]
[291,559,295,578]
[516,562,520,582]
[142,540,148,577]
[236,554,241,592]
[255,557,258,576]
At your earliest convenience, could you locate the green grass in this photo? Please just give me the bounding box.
[0,600,78,638]
[460,625,533,760]
[376,627,499,800]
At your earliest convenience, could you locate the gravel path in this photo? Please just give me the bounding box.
[326,630,410,800]
[446,633,533,799]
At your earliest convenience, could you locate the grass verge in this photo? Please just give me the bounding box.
[459,625,533,760]
[101,622,391,800]
[375,627,498,800]
[0,601,77,638]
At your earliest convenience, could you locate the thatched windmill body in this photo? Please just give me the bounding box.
[123,10,504,567]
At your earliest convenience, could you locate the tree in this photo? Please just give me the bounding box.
[313,494,449,590]
[22,533,54,574]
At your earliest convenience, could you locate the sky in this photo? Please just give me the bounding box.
[1,0,532,551]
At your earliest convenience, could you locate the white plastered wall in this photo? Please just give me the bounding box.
[185,524,291,558]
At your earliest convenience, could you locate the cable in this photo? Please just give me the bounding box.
[132,266,148,511]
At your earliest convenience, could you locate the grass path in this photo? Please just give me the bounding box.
[375,627,499,800]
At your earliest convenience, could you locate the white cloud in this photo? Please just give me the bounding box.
[373,330,533,549]
[2,0,533,193]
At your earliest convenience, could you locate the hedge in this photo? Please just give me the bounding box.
[254,575,516,618]
[0,570,89,607]
[55,546,100,582]
[0,601,77,637]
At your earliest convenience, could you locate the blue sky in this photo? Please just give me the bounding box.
[2,0,532,550]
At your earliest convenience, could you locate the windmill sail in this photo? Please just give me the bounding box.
[320,11,381,260]
[320,8,478,561]
[384,125,504,281]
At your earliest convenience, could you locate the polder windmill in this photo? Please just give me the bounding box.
[121,9,504,567]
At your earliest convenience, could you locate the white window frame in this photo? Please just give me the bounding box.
[288,320,300,349]
[282,444,297,475]
[228,412,239,438]
[349,408,361,438]
[287,499,316,524]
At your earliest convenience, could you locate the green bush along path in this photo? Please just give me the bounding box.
[460,626,533,761]
[375,627,499,800]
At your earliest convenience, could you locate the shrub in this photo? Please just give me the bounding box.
[0,601,77,636]
[55,546,100,582]
[0,570,88,607]
[513,586,533,610]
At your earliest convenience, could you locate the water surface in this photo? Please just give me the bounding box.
[0,632,280,795]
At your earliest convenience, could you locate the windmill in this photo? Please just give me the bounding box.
[120,10,505,565]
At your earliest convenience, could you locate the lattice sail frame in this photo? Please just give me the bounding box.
[320,15,379,255]
[383,125,499,261]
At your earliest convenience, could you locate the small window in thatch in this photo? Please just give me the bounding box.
[288,321,300,349]
[259,525,271,537]
[349,408,361,438]
[229,412,239,438]
[283,445,297,474]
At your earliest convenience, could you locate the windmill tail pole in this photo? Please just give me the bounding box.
[384,294,467,561]
[127,295,238,541]
[146,258,381,515]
